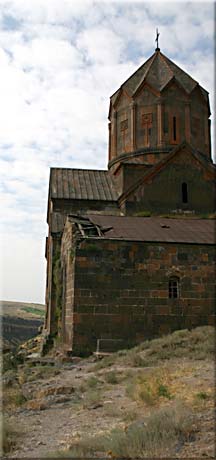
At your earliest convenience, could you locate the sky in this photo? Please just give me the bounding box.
[0,0,215,304]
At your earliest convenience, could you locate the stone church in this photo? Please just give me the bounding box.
[44,46,215,355]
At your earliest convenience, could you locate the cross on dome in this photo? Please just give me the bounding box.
[155,28,160,51]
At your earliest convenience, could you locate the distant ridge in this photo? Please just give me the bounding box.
[0,300,45,350]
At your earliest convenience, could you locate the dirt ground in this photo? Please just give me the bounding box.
[3,353,215,459]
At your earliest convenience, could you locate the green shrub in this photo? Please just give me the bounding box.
[125,369,172,405]
[157,384,172,399]
[103,403,192,457]
[134,211,151,217]
[137,385,155,405]
[104,371,118,384]
[86,376,99,388]
[195,391,209,400]
[56,403,192,458]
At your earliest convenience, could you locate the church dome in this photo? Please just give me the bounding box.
[108,49,211,169]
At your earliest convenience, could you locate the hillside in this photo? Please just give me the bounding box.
[2,325,215,458]
[0,301,45,350]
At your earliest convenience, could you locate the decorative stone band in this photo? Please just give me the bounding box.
[108,146,173,169]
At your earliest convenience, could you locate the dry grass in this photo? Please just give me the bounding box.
[17,364,61,384]
[85,375,100,388]
[1,417,22,454]
[99,403,193,458]
[134,326,214,364]
[93,354,116,371]
[126,368,172,405]
[81,389,103,409]
[53,402,193,458]
[3,386,27,410]
[103,402,121,417]
[5,326,215,458]
[104,370,118,384]
[93,326,214,371]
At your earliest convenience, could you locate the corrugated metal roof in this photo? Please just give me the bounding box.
[50,168,119,201]
[50,212,66,234]
[87,215,215,244]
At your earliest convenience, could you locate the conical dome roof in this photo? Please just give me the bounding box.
[111,49,209,106]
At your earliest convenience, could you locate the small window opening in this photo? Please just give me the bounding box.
[169,277,179,299]
[173,116,177,141]
[182,182,188,203]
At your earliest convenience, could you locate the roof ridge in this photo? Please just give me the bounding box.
[88,214,214,222]
[110,51,156,100]
[118,142,215,205]
[160,51,198,87]
[158,51,174,79]
[50,167,107,172]
[132,51,158,96]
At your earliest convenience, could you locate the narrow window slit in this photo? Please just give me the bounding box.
[182,182,188,203]
[169,277,179,299]
[173,116,177,141]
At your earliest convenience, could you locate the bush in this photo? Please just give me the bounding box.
[126,369,172,405]
[134,211,151,217]
[86,376,99,388]
[82,390,102,409]
[3,387,27,409]
[1,418,21,454]
[18,364,60,384]
[128,351,146,367]
[103,403,192,457]
[93,354,115,371]
[195,391,209,400]
[2,352,23,373]
[157,384,172,399]
[57,403,193,458]
[133,326,215,366]
[104,371,118,384]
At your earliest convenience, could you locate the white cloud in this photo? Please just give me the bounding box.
[12,37,83,73]
[0,0,93,25]
[76,26,124,65]
[0,1,214,303]
[0,233,46,303]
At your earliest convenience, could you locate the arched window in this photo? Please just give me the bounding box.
[182,182,188,203]
[169,277,179,299]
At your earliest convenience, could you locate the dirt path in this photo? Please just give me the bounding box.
[5,361,127,458]
[4,353,215,458]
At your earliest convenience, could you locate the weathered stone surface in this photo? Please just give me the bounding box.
[58,235,215,354]
[44,48,215,353]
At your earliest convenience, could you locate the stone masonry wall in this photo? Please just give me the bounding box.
[60,221,76,350]
[124,149,215,215]
[68,238,215,354]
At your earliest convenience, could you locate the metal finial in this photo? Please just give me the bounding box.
[155,28,160,51]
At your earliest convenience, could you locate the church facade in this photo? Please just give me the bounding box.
[44,48,215,354]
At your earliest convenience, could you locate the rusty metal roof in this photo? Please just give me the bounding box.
[50,212,66,234]
[86,215,215,244]
[50,168,119,201]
